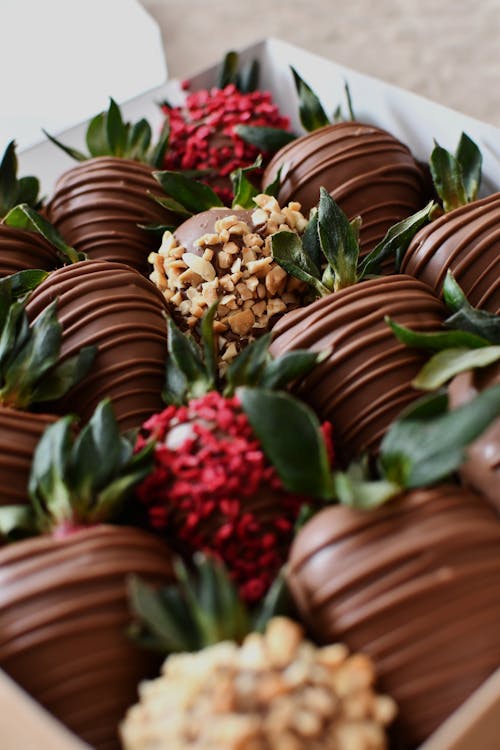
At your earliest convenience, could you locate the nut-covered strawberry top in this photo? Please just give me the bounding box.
[149,196,308,368]
[120,616,396,750]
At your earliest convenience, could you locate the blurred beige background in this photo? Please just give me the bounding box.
[140,0,500,126]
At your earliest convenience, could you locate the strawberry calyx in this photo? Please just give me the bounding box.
[0,141,42,219]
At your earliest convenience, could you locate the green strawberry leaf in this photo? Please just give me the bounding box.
[0,269,48,303]
[149,118,171,168]
[86,112,109,157]
[252,569,292,633]
[28,415,75,528]
[290,67,330,132]
[0,141,19,216]
[167,317,213,399]
[30,344,96,403]
[218,50,240,88]
[0,505,37,541]
[92,446,154,523]
[333,470,401,510]
[380,384,500,488]
[148,192,193,219]
[237,59,260,94]
[443,271,500,343]
[271,231,328,297]
[235,125,296,153]
[238,387,335,499]
[259,349,329,390]
[359,201,435,276]
[456,132,482,203]
[231,157,262,209]
[163,359,188,405]
[106,98,127,157]
[302,209,322,270]
[430,139,468,212]
[413,346,500,390]
[200,301,219,387]
[42,129,88,162]
[16,176,41,208]
[0,301,28,375]
[386,316,490,351]
[153,171,223,213]
[317,187,358,290]
[3,204,82,264]
[263,165,283,198]
[224,333,273,395]
[126,119,152,162]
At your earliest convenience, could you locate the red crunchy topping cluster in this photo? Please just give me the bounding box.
[136,392,331,603]
[162,84,290,203]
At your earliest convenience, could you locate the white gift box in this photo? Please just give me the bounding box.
[3,30,500,750]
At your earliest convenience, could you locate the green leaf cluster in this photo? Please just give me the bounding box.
[43,98,170,167]
[127,552,291,654]
[0,141,42,219]
[0,293,95,410]
[430,132,482,212]
[271,189,434,295]
[386,271,500,390]
[217,50,261,94]
[28,399,153,530]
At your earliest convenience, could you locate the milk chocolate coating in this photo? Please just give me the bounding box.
[0,525,173,750]
[173,208,253,255]
[269,275,445,463]
[262,122,426,257]
[0,408,57,507]
[286,484,500,747]
[401,192,500,313]
[0,225,60,277]
[448,362,500,510]
[47,157,171,275]
[25,259,169,431]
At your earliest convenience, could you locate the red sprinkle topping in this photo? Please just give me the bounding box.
[136,392,331,604]
[161,84,290,204]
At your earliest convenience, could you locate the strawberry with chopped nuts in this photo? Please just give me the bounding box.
[121,554,396,750]
[148,191,309,367]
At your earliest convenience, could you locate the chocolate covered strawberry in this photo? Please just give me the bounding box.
[135,310,334,604]
[45,99,172,274]
[269,189,445,463]
[25,258,169,431]
[401,133,500,312]
[0,400,174,749]
[286,386,500,747]
[0,143,81,276]
[0,272,95,511]
[260,70,427,257]
[148,187,309,365]
[122,556,396,750]
[160,51,293,204]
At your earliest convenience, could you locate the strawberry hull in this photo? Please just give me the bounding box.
[0,525,173,750]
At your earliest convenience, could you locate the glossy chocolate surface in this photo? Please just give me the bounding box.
[262,122,425,257]
[449,362,500,510]
[25,259,169,431]
[47,157,170,275]
[269,274,445,463]
[287,484,500,747]
[401,192,500,313]
[0,525,173,750]
[0,409,57,507]
[0,225,60,278]
[173,208,254,255]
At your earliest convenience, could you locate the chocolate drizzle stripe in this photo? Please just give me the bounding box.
[402,192,500,312]
[286,485,500,744]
